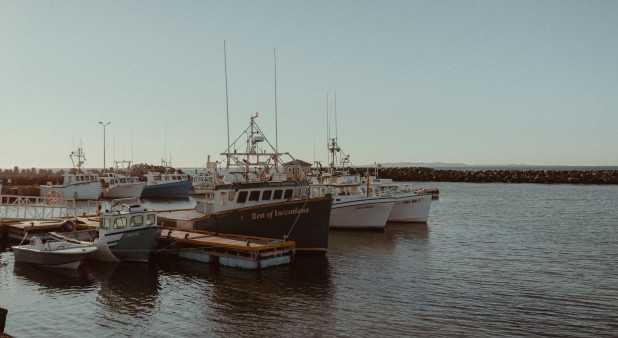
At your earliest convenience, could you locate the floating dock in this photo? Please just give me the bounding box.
[157,227,295,270]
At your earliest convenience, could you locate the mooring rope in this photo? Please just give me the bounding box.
[282,194,310,242]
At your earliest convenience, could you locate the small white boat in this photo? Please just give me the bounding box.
[39,145,101,200]
[12,236,98,269]
[51,198,162,262]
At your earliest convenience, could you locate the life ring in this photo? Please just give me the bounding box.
[47,191,63,205]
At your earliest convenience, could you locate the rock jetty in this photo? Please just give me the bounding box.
[358,167,618,185]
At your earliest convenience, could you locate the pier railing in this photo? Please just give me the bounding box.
[0,194,77,220]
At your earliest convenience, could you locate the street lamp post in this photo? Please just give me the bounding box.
[99,121,111,171]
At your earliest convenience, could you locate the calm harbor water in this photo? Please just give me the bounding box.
[1,182,617,337]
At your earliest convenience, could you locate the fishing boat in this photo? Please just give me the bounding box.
[50,198,163,262]
[12,236,97,269]
[365,177,433,223]
[100,173,145,199]
[141,167,192,198]
[190,168,216,195]
[159,114,333,252]
[309,172,394,229]
[99,161,146,199]
[39,145,102,200]
[308,138,394,229]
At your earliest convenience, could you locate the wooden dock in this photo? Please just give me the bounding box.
[0,217,98,242]
[157,227,295,270]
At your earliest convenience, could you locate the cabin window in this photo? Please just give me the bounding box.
[100,218,110,230]
[220,192,227,206]
[130,215,143,227]
[237,191,248,203]
[273,190,283,200]
[262,190,272,201]
[249,191,260,202]
[146,214,156,225]
[114,217,127,229]
[228,191,235,202]
[284,189,293,199]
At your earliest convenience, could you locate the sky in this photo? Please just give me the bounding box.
[1,0,617,170]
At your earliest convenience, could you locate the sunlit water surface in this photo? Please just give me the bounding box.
[1,182,617,337]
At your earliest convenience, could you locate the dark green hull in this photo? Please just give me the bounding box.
[193,197,332,252]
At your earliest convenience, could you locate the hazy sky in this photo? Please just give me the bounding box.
[1,0,617,169]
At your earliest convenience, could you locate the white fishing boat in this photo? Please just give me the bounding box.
[308,137,394,229]
[12,236,97,269]
[100,173,145,199]
[39,145,102,200]
[310,173,394,229]
[365,177,433,223]
[50,198,162,262]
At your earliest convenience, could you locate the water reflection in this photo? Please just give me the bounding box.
[151,253,335,336]
[329,222,429,255]
[209,255,334,336]
[13,262,95,291]
[94,262,160,316]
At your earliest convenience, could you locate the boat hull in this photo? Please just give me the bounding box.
[12,242,97,269]
[102,182,146,199]
[99,226,163,262]
[330,198,394,229]
[387,193,433,223]
[52,226,163,262]
[184,197,332,252]
[40,182,102,200]
[141,180,192,198]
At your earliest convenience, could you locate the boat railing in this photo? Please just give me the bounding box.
[0,194,77,220]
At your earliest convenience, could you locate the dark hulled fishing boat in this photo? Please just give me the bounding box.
[158,114,332,252]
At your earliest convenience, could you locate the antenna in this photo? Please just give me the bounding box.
[224,40,231,168]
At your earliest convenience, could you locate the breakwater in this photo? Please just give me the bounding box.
[359,167,618,184]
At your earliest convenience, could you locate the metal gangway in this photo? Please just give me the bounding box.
[0,194,78,220]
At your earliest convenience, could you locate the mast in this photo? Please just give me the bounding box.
[274,47,279,173]
[224,40,231,168]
